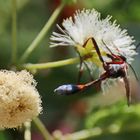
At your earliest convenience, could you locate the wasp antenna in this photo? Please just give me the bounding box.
[128,64,139,81]
[136,42,140,50]
[102,39,113,54]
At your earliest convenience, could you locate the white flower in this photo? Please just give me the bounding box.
[50,9,137,64]
[0,70,42,128]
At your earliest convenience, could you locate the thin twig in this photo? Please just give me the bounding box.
[23,57,79,70]
[33,117,54,140]
[20,3,64,63]
[11,0,17,64]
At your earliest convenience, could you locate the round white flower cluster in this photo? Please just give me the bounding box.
[0,70,42,128]
[50,9,137,63]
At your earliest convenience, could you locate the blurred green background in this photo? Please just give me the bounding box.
[0,0,140,139]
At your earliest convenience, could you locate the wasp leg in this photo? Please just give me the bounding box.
[90,37,105,63]
[77,56,94,83]
[83,37,105,63]
[82,38,97,81]
[123,76,131,106]
[75,48,93,83]
[78,60,83,83]
[75,49,84,83]
[83,61,94,81]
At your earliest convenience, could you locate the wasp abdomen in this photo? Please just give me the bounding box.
[54,84,85,95]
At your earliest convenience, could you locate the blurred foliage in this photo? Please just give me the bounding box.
[62,0,77,5]
[81,0,140,22]
[0,0,140,140]
[0,0,29,34]
[85,102,140,140]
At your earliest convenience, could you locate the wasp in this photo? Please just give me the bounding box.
[54,37,138,106]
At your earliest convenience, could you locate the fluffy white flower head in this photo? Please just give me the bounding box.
[0,70,42,128]
[50,9,137,64]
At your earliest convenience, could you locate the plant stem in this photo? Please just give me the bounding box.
[24,57,79,70]
[33,117,54,140]
[20,3,64,63]
[62,127,102,140]
[24,121,31,140]
[59,123,140,140]
[11,0,17,64]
